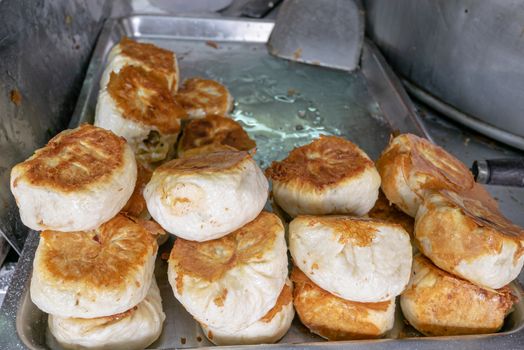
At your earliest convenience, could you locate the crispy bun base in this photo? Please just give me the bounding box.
[400,255,516,336]
[292,267,395,340]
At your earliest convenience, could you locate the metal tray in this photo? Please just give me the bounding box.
[1,14,523,350]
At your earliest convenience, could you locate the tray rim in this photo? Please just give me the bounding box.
[1,14,523,350]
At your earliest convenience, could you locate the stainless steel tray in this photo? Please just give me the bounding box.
[1,14,523,350]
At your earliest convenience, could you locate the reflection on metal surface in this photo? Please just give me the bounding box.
[0,0,124,254]
[403,79,524,151]
[364,0,524,149]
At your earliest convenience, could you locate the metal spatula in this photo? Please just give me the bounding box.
[267,0,364,71]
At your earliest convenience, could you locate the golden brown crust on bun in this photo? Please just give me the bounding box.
[178,115,255,156]
[416,190,524,268]
[265,136,374,190]
[401,255,517,336]
[376,134,474,217]
[11,124,127,193]
[119,37,176,83]
[122,163,152,218]
[176,78,232,117]
[39,214,157,290]
[368,191,414,236]
[107,65,185,134]
[169,211,281,293]
[156,150,251,175]
[291,266,393,340]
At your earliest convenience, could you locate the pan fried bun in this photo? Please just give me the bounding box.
[200,279,294,345]
[415,190,524,289]
[292,267,395,340]
[122,162,152,219]
[368,190,414,237]
[95,65,186,164]
[266,136,381,217]
[289,215,412,302]
[144,150,268,241]
[376,134,474,217]
[10,125,136,232]
[48,279,165,350]
[178,114,256,158]
[31,214,158,318]
[401,255,516,336]
[168,212,288,332]
[175,78,233,119]
[180,144,238,158]
[100,37,179,92]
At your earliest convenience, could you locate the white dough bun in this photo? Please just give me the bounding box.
[48,279,165,350]
[31,214,158,318]
[145,150,268,241]
[168,211,288,332]
[266,136,381,217]
[201,279,294,345]
[10,124,136,232]
[95,64,185,164]
[289,215,412,302]
[415,190,524,289]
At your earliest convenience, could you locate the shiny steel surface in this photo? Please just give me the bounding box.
[364,0,524,150]
[268,0,364,71]
[1,14,523,350]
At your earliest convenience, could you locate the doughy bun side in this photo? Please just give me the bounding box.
[10,124,137,231]
[289,215,412,302]
[415,190,524,289]
[145,151,268,241]
[292,266,395,340]
[201,280,294,345]
[168,211,288,332]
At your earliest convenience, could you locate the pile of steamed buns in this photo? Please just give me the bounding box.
[9,38,523,349]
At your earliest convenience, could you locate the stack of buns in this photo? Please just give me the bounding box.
[95,37,186,165]
[145,150,293,345]
[143,146,293,345]
[377,133,521,336]
[266,136,413,340]
[10,125,165,349]
[10,35,523,348]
